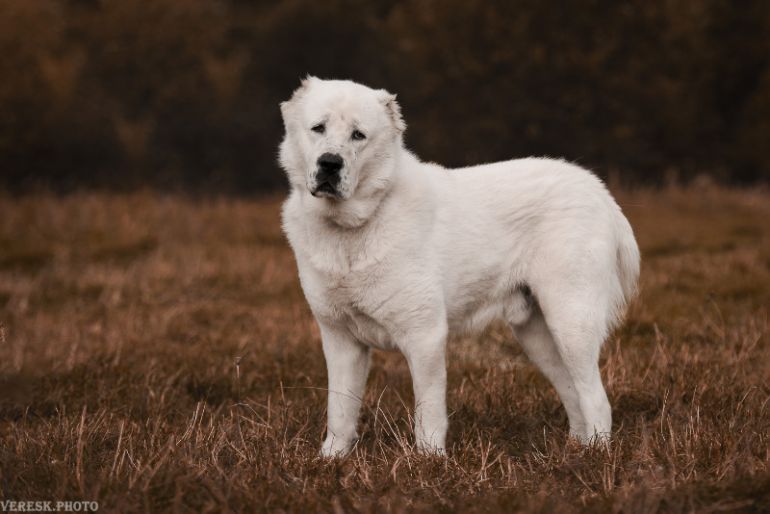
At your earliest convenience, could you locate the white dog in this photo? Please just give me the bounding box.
[279,77,640,457]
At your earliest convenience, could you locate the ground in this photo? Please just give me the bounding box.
[0,186,768,513]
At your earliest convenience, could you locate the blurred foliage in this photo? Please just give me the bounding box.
[1,0,769,192]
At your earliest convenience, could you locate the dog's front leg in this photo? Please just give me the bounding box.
[401,323,449,455]
[319,322,370,458]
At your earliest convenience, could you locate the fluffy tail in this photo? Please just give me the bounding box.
[616,215,641,306]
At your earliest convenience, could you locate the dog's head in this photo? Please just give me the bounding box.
[279,77,405,201]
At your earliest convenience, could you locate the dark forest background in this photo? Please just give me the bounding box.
[2,0,769,193]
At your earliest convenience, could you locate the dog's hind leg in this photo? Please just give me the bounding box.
[510,307,587,440]
[536,285,614,443]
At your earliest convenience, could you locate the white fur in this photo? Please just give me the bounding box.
[279,78,640,457]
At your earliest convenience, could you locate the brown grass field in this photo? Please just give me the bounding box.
[0,186,768,513]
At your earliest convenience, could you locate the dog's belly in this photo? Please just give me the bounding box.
[448,283,534,334]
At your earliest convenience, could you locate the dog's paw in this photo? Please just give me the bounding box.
[320,435,355,458]
[415,441,447,457]
[414,424,447,456]
[569,429,611,447]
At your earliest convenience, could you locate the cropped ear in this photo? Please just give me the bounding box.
[378,90,406,133]
[280,75,318,124]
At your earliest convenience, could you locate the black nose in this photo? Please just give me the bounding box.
[316,153,343,182]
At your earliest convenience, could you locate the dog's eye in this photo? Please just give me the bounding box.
[351,130,366,141]
[311,124,325,134]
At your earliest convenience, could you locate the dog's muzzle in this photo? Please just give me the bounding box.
[312,153,343,198]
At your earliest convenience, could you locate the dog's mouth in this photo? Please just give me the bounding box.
[311,182,341,199]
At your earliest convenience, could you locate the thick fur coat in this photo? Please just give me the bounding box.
[279,78,640,456]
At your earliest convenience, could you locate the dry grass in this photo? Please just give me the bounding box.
[0,186,768,513]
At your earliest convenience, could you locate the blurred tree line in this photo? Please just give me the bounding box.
[1,0,769,193]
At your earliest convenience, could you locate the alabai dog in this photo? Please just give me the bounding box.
[278,77,640,457]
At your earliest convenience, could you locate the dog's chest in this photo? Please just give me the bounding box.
[317,267,397,350]
[299,251,399,350]
[289,211,411,351]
